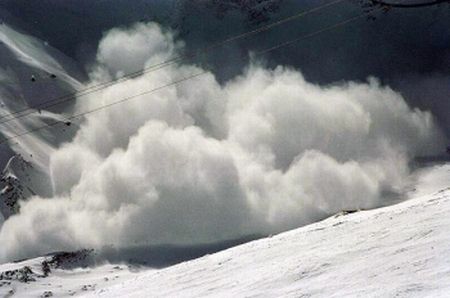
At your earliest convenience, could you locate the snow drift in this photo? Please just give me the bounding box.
[0,22,447,262]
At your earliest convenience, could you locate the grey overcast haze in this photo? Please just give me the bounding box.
[0,1,449,296]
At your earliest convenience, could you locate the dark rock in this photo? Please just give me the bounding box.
[41,291,53,297]
[0,266,38,283]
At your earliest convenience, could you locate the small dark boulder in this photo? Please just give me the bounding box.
[335,209,363,218]
[41,291,53,297]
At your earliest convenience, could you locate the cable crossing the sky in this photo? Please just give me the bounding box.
[0,7,383,145]
[0,0,345,126]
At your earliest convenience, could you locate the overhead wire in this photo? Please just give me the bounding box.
[0,7,381,145]
[0,0,345,126]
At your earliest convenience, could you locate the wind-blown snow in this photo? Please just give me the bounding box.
[87,164,450,298]
[0,22,447,262]
[1,163,448,297]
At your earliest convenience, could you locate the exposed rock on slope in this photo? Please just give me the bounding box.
[0,155,35,220]
[0,154,51,222]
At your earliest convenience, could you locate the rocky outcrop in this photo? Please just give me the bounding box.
[0,155,35,220]
[0,266,40,283]
[0,249,94,289]
[43,249,94,272]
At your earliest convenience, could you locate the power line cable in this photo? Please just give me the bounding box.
[0,0,345,126]
[0,9,375,145]
[257,14,366,55]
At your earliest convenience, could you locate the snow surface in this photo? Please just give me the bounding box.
[90,163,450,298]
[1,163,449,297]
[0,254,144,297]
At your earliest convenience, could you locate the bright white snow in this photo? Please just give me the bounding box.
[0,255,144,297]
[2,163,447,297]
[84,163,450,298]
[0,164,444,297]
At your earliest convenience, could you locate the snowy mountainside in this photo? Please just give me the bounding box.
[0,163,449,297]
[0,22,82,172]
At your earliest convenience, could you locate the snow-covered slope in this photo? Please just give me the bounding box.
[0,22,82,172]
[92,164,450,298]
[0,250,143,298]
[1,163,449,297]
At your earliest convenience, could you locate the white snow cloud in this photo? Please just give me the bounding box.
[96,23,183,77]
[0,22,446,261]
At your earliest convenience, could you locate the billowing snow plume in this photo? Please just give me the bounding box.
[0,22,446,261]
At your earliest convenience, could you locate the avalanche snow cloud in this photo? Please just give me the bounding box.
[0,22,446,261]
